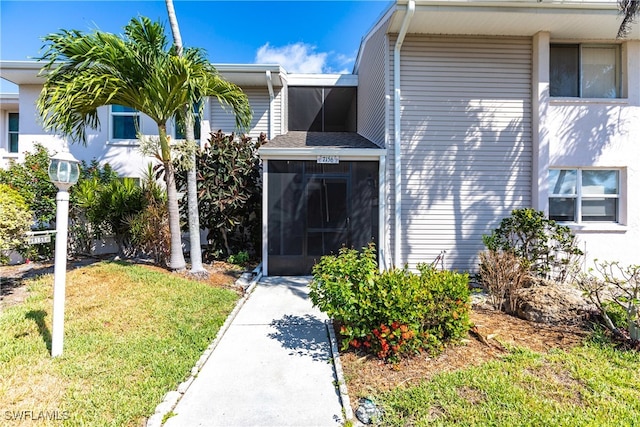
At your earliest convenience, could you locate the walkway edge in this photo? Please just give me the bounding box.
[326,319,354,423]
[147,266,263,427]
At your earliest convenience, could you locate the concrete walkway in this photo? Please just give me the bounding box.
[162,276,346,427]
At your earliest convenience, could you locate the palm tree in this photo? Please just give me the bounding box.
[165,0,207,276]
[37,16,252,270]
[618,0,639,38]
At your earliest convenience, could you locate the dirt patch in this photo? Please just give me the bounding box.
[1,262,54,311]
[0,258,247,312]
[340,307,591,401]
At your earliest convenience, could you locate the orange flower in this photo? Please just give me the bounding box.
[391,321,400,330]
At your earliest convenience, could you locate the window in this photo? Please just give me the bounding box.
[549,169,620,223]
[175,103,201,140]
[288,86,357,132]
[111,105,140,140]
[550,44,621,98]
[8,112,19,153]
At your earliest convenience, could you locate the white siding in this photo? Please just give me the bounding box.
[398,36,533,272]
[210,87,272,139]
[357,23,388,148]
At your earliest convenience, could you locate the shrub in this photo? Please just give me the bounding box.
[0,144,57,227]
[125,165,169,264]
[577,260,640,342]
[228,251,249,266]
[176,131,264,260]
[127,199,170,265]
[482,208,583,283]
[0,184,33,264]
[478,250,529,313]
[310,244,471,362]
[0,144,57,260]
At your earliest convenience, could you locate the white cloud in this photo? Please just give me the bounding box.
[255,42,328,73]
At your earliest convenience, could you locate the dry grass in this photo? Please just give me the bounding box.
[0,259,242,426]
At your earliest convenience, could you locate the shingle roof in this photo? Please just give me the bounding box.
[263,131,381,149]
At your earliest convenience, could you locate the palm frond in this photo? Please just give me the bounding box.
[618,0,640,38]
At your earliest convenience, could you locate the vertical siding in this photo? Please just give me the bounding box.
[357,23,393,265]
[357,23,388,148]
[210,87,271,138]
[398,36,533,272]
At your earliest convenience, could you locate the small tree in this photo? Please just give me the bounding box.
[0,184,33,264]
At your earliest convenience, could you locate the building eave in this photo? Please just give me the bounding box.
[0,60,47,85]
[391,0,637,40]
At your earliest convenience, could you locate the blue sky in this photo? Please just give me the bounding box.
[0,0,392,92]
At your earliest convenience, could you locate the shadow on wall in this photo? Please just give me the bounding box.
[550,103,626,165]
[401,101,625,274]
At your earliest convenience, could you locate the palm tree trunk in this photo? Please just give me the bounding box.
[165,0,207,276]
[160,125,186,270]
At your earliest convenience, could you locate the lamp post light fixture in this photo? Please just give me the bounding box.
[48,150,80,357]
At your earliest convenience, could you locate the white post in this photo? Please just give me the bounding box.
[51,189,70,357]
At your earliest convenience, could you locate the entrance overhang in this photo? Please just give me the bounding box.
[259,147,386,161]
[259,132,387,276]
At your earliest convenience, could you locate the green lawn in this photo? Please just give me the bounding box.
[374,342,640,426]
[0,261,239,426]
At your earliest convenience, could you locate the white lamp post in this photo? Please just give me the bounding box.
[48,150,80,357]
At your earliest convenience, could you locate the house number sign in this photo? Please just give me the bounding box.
[317,155,339,164]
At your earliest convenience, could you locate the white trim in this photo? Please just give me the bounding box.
[378,154,387,272]
[286,74,358,86]
[262,159,269,277]
[549,98,629,106]
[393,0,415,268]
[259,148,386,160]
[548,168,623,225]
[266,70,275,140]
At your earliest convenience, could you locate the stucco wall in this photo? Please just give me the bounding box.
[536,38,640,270]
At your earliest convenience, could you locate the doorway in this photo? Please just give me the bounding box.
[267,160,378,275]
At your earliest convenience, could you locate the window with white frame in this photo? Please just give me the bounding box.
[549,168,620,223]
[8,112,19,153]
[550,44,621,98]
[111,105,140,140]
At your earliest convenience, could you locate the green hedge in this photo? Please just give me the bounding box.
[310,244,471,362]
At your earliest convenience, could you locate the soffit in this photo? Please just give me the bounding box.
[387,1,639,40]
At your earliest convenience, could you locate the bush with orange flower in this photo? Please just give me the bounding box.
[310,245,471,362]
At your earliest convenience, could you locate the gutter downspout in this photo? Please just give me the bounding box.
[263,70,275,276]
[393,0,415,268]
[266,70,275,139]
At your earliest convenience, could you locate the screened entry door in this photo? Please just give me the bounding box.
[267,161,378,275]
[306,177,349,259]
